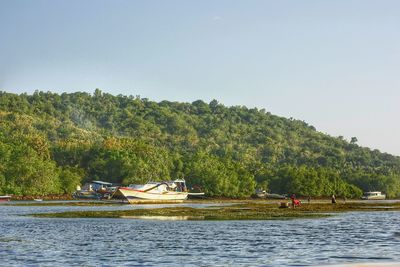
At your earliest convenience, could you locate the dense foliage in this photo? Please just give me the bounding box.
[1,90,400,198]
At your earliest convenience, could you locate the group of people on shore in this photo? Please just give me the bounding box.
[289,193,345,208]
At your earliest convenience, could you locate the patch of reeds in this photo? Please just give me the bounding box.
[30,201,400,220]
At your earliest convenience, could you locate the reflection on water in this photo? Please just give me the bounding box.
[120,215,205,220]
[0,203,400,266]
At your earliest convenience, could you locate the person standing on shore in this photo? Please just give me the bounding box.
[291,194,296,208]
[331,194,336,204]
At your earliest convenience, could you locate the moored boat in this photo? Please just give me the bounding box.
[255,189,286,199]
[73,180,117,200]
[116,179,203,203]
[72,190,102,200]
[266,193,287,199]
[361,191,386,200]
[255,189,266,198]
[0,195,11,202]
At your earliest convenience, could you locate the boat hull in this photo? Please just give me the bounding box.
[124,199,185,204]
[361,196,386,200]
[118,187,188,203]
[72,190,102,199]
[361,191,386,200]
[0,196,11,202]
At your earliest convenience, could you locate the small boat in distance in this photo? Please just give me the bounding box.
[266,193,287,199]
[116,179,204,204]
[361,191,386,200]
[0,195,11,202]
[255,189,266,198]
[255,189,286,199]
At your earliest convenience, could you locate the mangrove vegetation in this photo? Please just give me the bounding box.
[1,90,400,198]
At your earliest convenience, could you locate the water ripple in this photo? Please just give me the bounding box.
[1,205,400,266]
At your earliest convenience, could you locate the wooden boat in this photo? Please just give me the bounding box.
[116,179,204,203]
[361,191,386,200]
[72,190,102,199]
[73,180,116,200]
[0,195,11,202]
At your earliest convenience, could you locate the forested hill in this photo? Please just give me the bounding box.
[1,90,400,198]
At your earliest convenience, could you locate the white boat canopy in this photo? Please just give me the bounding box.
[91,181,113,186]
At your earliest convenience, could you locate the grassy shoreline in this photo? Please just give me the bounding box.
[7,194,73,201]
[3,201,125,206]
[29,201,400,220]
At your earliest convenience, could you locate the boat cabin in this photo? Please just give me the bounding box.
[91,181,113,191]
[128,179,187,192]
[80,181,113,191]
[172,179,187,192]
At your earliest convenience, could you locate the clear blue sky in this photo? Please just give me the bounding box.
[1,0,399,155]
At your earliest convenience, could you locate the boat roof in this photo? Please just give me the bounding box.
[147,179,186,183]
[364,191,382,194]
[91,181,113,185]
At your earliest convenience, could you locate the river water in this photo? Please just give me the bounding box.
[1,202,400,266]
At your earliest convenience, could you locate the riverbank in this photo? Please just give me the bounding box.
[30,201,400,220]
[7,197,399,206]
[2,200,125,206]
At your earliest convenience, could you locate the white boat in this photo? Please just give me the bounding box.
[255,189,266,198]
[116,179,203,203]
[266,193,287,199]
[361,191,386,200]
[255,189,286,199]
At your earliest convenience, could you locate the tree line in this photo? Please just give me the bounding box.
[0,90,399,198]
